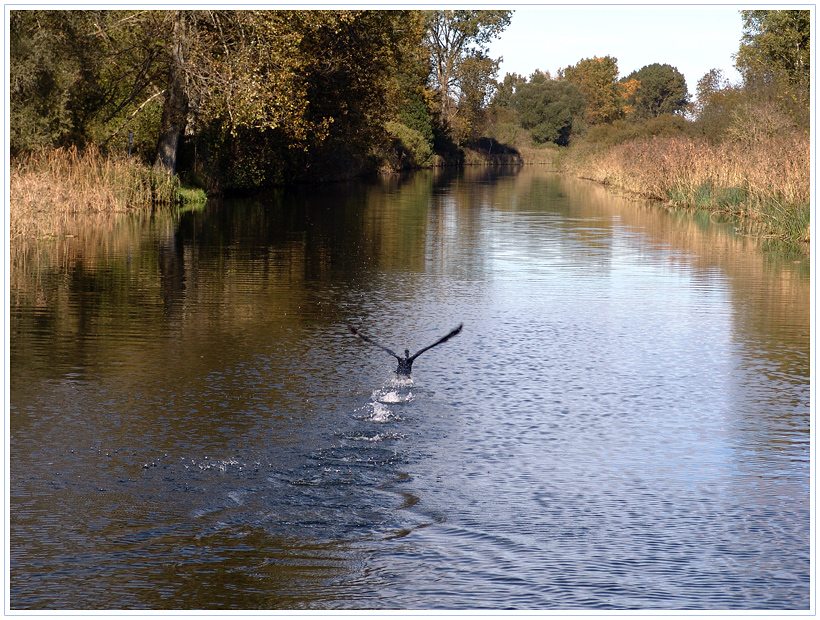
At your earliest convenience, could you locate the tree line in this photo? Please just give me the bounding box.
[494,10,808,149]
[10,9,511,189]
[10,9,809,191]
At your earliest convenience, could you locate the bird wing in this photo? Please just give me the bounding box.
[348,324,400,359]
[409,324,463,361]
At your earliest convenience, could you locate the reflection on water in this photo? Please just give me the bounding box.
[10,167,809,609]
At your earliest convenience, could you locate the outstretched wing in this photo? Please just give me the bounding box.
[348,324,401,359]
[409,324,463,361]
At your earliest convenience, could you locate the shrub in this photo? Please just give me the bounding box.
[385,121,434,168]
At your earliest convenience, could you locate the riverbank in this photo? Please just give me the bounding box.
[552,132,810,250]
[9,145,205,242]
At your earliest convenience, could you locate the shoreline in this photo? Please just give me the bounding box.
[10,140,808,255]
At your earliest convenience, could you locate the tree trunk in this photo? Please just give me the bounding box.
[153,11,188,174]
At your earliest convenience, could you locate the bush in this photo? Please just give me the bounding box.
[585,114,691,146]
[385,121,434,168]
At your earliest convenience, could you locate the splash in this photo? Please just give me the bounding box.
[372,389,415,404]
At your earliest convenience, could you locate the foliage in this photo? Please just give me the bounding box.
[9,11,109,153]
[583,114,690,147]
[736,10,810,127]
[509,78,585,146]
[493,72,526,108]
[561,56,622,125]
[399,95,436,152]
[424,10,512,137]
[449,52,501,143]
[9,9,426,187]
[737,11,810,93]
[385,121,434,168]
[621,63,688,120]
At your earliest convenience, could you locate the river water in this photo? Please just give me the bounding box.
[9,167,810,610]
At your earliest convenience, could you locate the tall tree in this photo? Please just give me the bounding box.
[736,10,810,91]
[493,72,526,108]
[735,9,810,125]
[153,11,189,173]
[424,10,512,129]
[621,63,688,120]
[561,56,622,125]
[9,10,110,153]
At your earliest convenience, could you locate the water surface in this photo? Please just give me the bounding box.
[9,167,810,609]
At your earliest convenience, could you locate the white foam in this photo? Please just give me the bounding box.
[371,402,393,422]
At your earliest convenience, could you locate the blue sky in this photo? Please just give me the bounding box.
[487,8,745,97]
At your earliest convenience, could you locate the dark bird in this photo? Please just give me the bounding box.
[348,323,463,376]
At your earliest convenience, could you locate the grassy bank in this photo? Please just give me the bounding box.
[554,131,810,248]
[10,145,204,242]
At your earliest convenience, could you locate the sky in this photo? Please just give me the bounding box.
[486,8,745,97]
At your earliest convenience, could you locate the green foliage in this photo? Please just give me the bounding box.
[621,63,688,120]
[561,56,622,125]
[493,72,526,108]
[424,10,512,134]
[584,114,691,146]
[509,79,585,146]
[9,11,105,153]
[736,10,810,127]
[737,10,810,90]
[385,121,434,168]
[174,184,207,205]
[399,95,435,151]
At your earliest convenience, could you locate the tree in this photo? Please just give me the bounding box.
[561,56,622,125]
[9,10,110,153]
[735,9,810,125]
[621,63,688,121]
[493,72,526,108]
[509,78,585,145]
[153,11,189,173]
[424,10,512,129]
[451,52,500,142]
[737,10,810,91]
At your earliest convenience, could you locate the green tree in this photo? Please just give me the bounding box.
[561,55,622,125]
[735,9,810,125]
[424,10,512,129]
[621,63,688,120]
[493,71,526,108]
[509,78,585,145]
[737,10,810,91]
[9,10,110,153]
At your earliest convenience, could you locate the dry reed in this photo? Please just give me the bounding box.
[10,145,176,242]
[558,131,810,245]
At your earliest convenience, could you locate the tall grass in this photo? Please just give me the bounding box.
[557,130,810,246]
[10,145,177,241]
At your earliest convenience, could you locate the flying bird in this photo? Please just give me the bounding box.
[348,323,463,376]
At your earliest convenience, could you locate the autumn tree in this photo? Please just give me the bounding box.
[424,10,512,134]
[561,56,622,125]
[621,63,688,121]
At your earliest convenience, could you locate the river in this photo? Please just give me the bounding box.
[9,166,810,610]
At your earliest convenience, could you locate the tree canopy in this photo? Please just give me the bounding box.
[737,10,810,91]
[424,10,512,138]
[561,56,622,125]
[621,63,688,120]
[509,78,585,145]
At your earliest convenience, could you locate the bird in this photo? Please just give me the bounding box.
[348,323,463,376]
